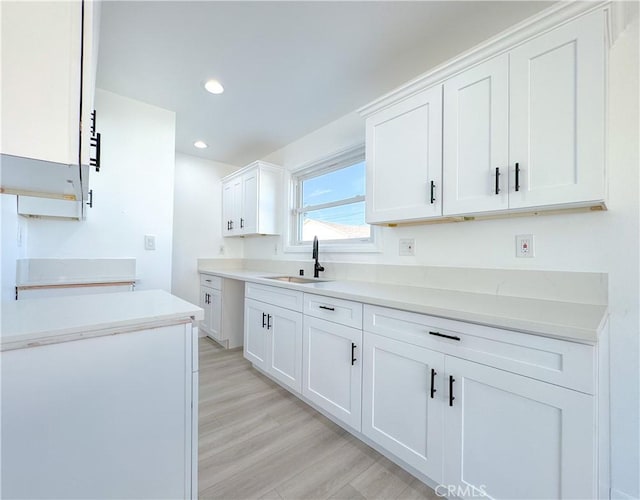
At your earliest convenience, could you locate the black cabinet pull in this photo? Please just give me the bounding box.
[429,331,461,341]
[430,368,437,398]
[495,167,500,195]
[262,312,266,328]
[86,189,93,208]
[267,314,272,330]
[515,162,520,192]
[449,375,455,407]
[205,279,211,283]
[230,220,234,230]
[430,180,435,204]
[91,109,97,136]
[240,218,244,229]
[351,343,357,365]
[319,305,335,311]
[90,132,101,172]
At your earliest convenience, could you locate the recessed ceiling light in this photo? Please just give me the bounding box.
[194,140,208,149]
[204,79,224,95]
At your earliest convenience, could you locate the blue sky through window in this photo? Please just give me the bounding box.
[298,160,370,241]
[302,161,365,208]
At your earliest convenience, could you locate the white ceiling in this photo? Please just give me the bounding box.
[97,1,551,167]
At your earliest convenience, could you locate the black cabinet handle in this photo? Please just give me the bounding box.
[430,180,435,204]
[495,167,500,195]
[449,375,455,407]
[91,109,97,136]
[430,368,437,398]
[230,220,234,230]
[240,218,244,228]
[86,189,93,208]
[267,314,272,330]
[90,132,101,172]
[429,331,461,341]
[262,312,266,328]
[319,305,335,311]
[351,343,357,365]
[205,279,212,283]
[515,162,520,192]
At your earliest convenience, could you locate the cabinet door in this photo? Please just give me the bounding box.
[1,1,80,164]
[443,356,595,500]
[267,304,303,393]
[231,178,243,235]
[206,289,223,343]
[199,286,212,334]
[443,55,509,215]
[509,10,605,209]
[366,86,443,223]
[222,180,235,237]
[362,332,444,482]
[302,316,362,430]
[244,299,268,368]
[241,169,258,234]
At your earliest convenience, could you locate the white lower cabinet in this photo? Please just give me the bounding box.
[200,274,244,349]
[2,323,198,499]
[443,356,595,500]
[362,305,596,499]
[245,298,303,393]
[362,332,444,482]
[302,316,362,430]
[243,290,598,499]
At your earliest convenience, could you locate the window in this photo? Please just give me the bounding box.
[290,146,373,248]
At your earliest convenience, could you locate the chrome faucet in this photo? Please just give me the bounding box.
[312,236,324,278]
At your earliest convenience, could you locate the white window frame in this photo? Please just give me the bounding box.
[284,144,380,254]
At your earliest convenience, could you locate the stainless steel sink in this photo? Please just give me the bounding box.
[263,276,330,284]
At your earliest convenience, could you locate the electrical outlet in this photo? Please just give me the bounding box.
[399,238,415,256]
[516,234,534,258]
[144,234,156,251]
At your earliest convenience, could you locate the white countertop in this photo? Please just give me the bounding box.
[1,290,203,351]
[199,268,607,344]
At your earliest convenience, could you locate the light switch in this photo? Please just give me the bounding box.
[144,234,156,251]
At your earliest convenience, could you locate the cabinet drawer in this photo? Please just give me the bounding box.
[245,282,303,312]
[364,305,594,394]
[200,274,222,290]
[303,294,363,329]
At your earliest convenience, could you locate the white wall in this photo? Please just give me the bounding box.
[246,15,640,497]
[24,90,176,292]
[171,153,240,305]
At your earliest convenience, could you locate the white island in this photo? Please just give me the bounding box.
[1,290,202,499]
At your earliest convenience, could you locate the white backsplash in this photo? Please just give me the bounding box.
[198,258,607,305]
[17,258,136,286]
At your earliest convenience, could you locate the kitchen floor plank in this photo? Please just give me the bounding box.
[275,436,376,500]
[197,337,436,500]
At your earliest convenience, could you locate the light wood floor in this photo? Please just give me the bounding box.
[198,337,438,500]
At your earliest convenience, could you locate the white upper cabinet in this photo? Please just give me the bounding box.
[360,5,608,223]
[508,10,605,209]
[0,0,100,203]
[221,161,283,237]
[366,85,443,224]
[442,11,605,216]
[442,55,509,216]
[1,0,100,168]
